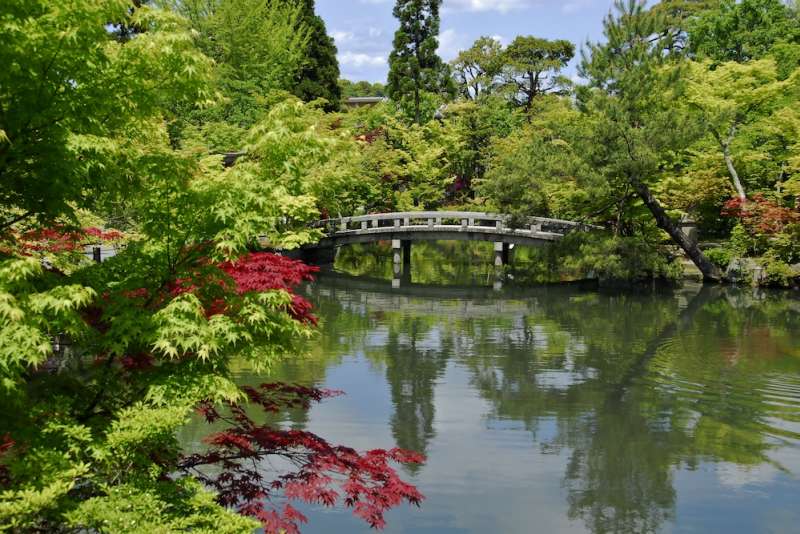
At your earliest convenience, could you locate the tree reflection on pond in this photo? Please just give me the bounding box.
[180,249,800,533]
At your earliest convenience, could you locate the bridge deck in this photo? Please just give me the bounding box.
[309,211,597,248]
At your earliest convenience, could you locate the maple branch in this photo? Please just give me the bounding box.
[1,211,33,232]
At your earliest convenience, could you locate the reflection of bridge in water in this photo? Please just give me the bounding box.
[300,212,600,289]
[306,270,599,313]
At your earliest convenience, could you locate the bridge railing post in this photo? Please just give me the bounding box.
[361,221,367,231]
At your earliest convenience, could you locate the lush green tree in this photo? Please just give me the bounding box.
[0,1,296,528]
[342,105,458,210]
[244,98,383,218]
[381,119,454,209]
[450,36,505,101]
[477,97,601,220]
[501,36,574,114]
[387,0,454,123]
[284,0,342,111]
[0,0,213,229]
[163,0,311,136]
[579,0,722,280]
[0,2,423,531]
[684,58,799,200]
[688,0,800,62]
[649,0,720,52]
[339,79,387,98]
[437,96,523,200]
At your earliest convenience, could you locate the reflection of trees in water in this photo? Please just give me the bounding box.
[303,278,800,534]
[560,394,678,534]
[335,241,497,286]
[384,316,449,463]
[467,286,800,533]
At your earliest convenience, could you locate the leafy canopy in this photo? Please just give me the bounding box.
[0,0,213,226]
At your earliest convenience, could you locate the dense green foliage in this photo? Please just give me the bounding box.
[688,0,800,62]
[0,1,423,532]
[339,79,387,99]
[0,0,213,226]
[161,0,311,146]
[282,0,342,111]
[502,36,575,113]
[1,0,799,530]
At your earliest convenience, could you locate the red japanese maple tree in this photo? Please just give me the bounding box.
[3,233,425,532]
[178,253,425,532]
[722,194,800,235]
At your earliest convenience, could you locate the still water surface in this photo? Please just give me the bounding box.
[182,243,800,533]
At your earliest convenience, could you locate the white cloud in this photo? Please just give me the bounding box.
[338,51,388,68]
[444,0,537,13]
[331,30,355,44]
[437,28,468,60]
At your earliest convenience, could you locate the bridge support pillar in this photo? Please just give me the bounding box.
[494,242,505,268]
[493,242,511,292]
[493,242,513,266]
[392,240,412,289]
[392,240,402,272]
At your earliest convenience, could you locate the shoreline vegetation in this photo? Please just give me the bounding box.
[1,0,799,532]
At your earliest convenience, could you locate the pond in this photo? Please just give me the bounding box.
[180,242,800,534]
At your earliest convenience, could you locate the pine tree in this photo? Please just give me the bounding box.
[580,0,723,281]
[501,36,574,114]
[387,0,453,123]
[290,0,342,111]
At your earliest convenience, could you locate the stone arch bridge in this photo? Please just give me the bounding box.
[298,211,599,286]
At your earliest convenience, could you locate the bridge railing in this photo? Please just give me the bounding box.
[313,211,599,237]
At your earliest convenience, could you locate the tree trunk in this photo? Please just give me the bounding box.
[716,123,746,201]
[524,71,535,120]
[723,141,746,201]
[630,175,723,282]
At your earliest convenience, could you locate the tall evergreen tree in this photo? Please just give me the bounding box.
[579,0,723,280]
[387,0,453,123]
[289,0,342,111]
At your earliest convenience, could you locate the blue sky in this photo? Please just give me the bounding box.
[316,0,619,83]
